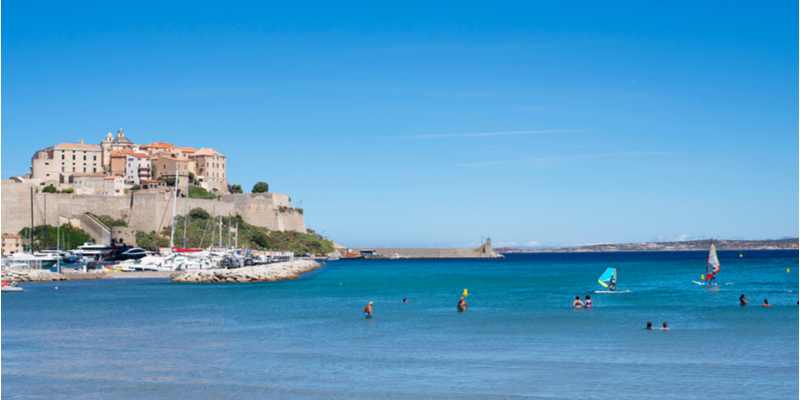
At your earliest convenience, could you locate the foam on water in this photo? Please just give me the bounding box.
[2,250,798,399]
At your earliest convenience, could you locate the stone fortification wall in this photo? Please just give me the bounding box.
[1,180,305,241]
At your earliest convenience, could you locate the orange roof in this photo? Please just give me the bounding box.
[127,152,151,159]
[2,235,21,239]
[104,176,120,180]
[153,155,191,162]
[56,143,99,149]
[71,173,106,177]
[141,179,166,183]
[110,149,135,157]
[142,142,176,149]
[179,147,197,153]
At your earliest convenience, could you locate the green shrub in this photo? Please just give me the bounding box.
[188,185,216,199]
[252,181,269,193]
[42,185,57,193]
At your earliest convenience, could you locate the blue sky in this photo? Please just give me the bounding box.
[3,1,798,247]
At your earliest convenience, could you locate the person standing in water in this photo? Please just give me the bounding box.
[457,296,468,312]
[661,322,670,330]
[762,299,771,307]
[584,295,592,309]
[573,296,583,309]
[364,301,373,318]
[646,322,653,330]
[739,295,749,306]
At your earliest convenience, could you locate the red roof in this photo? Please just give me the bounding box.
[127,152,151,159]
[56,143,99,149]
[2,235,21,239]
[141,179,166,183]
[142,142,177,149]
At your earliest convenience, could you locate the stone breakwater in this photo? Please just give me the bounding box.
[172,260,320,283]
[2,269,67,282]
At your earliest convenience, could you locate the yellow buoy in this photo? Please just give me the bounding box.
[701,274,705,281]
[462,289,468,297]
[787,269,790,273]
[739,254,743,258]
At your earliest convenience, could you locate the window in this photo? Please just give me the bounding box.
[93,168,96,173]
[83,168,86,172]
[45,162,49,165]
[62,167,65,172]
[83,155,86,161]
[72,155,75,160]
[72,167,76,172]
[93,156,96,161]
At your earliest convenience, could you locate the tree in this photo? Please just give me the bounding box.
[42,185,57,193]
[189,207,211,220]
[230,184,243,194]
[162,177,176,186]
[188,172,195,183]
[252,181,269,193]
[63,188,74,194]
[131,184,141,191]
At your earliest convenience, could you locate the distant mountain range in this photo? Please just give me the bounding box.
[495,238,799,253]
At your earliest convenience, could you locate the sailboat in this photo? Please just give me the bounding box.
[694,241,721,285]
[595,268,631,293]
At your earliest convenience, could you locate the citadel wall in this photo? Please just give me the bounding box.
[1,180,306,241]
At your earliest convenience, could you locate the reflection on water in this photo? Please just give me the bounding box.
[2,251,798,399]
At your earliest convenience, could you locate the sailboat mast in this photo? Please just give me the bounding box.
[169,166,179,250]
[210,205,215,252]
[30,187,34,254]
[706,240,712,279]
[183,175,189,248]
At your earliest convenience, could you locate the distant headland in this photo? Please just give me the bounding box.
[496,238,799,253]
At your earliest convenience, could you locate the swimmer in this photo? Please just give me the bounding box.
[762,299,771,307]
[584,295,592,309]
[573,295,583,309]
[739,294,749,307]
[364,301,373,319]
[646,321,653,330]
[403,298,407,303]
[457,296,468,312]
[660,322,669,330]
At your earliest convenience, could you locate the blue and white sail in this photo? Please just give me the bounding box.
[598,268,616,289]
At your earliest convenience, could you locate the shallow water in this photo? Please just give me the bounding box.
[2,251,798,399]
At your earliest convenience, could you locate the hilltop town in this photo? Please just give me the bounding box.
[25,129,228,196]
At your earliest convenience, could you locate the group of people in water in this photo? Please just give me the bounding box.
[362,291,780,319]
[364,296,469,318]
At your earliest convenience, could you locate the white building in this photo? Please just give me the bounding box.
[104,176,125,196]
[125,153,152,185]
[30,140,102,183]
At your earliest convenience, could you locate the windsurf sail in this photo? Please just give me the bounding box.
[706,242,721,280]
[598,268,616,288]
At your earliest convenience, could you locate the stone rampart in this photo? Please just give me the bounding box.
[1,180,306,241]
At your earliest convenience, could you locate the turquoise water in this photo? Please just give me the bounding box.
[2,251,798,399]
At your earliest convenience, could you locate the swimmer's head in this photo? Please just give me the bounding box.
[663,322,668,328]
[646,322,652,329]
[575,295,580,300]
[460,296,464,300]
[740,294,745,299]
[368,301,373,305]
[585,295,591,300]
[764,299,769,304]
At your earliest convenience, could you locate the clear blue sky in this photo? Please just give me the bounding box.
[3,1,797,247]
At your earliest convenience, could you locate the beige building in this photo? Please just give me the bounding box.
[141,142,178,158]
[1,234,22,254]
[104,176,126,196]
[31,140,102,183]
[109,149,133,177]
[100,129,138,170]
[151,155,196,181]
[190,148,228,193]
[69,174,107,195]
[140,179,168,190]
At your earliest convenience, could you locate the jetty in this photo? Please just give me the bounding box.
[171,259,320,283]
[345,238,503,259]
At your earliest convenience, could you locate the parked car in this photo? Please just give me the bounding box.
[244,258,254,266]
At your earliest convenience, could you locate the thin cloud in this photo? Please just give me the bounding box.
[392,130,578,140]
[457,151,679,167]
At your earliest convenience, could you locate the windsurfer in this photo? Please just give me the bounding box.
[608,276,617,291]
[573,296,583,309]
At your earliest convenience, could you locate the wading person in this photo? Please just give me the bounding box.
[573,296,583,309]
[364,301,373,319]
[457,296,468,312]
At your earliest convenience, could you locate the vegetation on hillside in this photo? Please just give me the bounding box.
[88,213,128,227]
[188,185,216,199]
[136,207,333,254]
[17,224,93,252]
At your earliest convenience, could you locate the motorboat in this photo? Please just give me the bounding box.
[1,282,24,292]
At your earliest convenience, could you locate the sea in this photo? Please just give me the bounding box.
[2,251,798,399]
